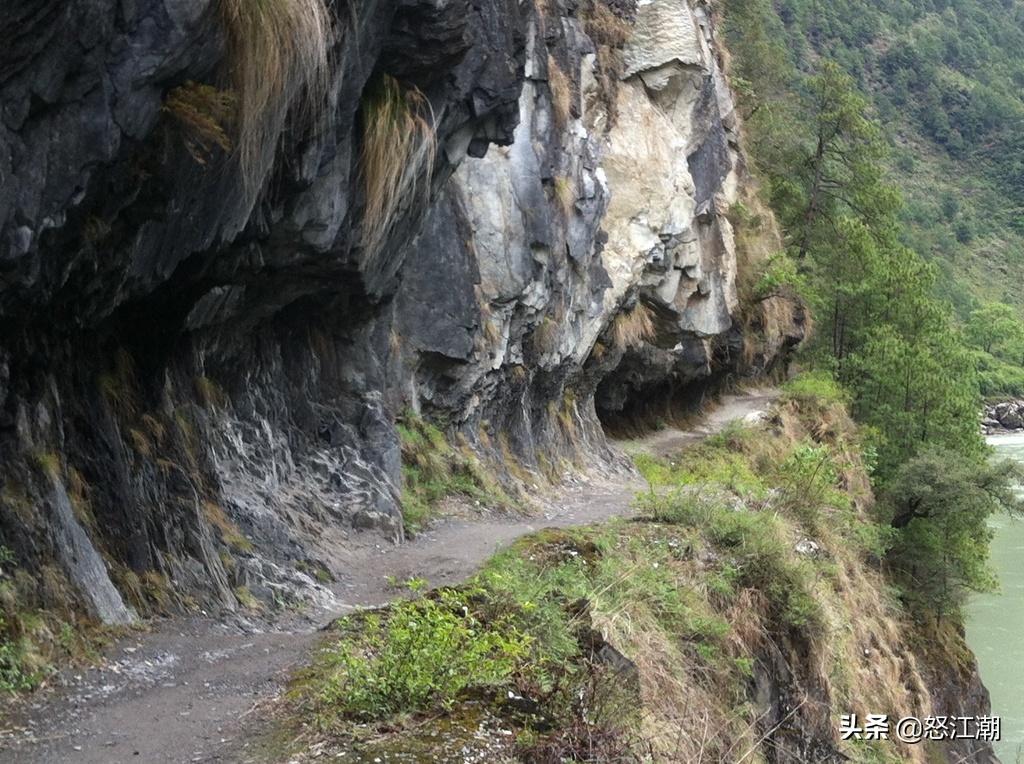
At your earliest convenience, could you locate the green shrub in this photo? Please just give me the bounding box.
[774,442,848,529]
[0,614,37,693]
[781,371,848,406]
[753,252,807,298]
[314,588,529,722]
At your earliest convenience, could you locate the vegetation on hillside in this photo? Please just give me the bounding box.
[0,544,105,694]
[397,412,514,534]
[723,0,1024,626]
[725,0,1024,313]
[267,391,960,763]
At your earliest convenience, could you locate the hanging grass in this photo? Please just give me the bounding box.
[358,74,437,267]
[219,0,333,194]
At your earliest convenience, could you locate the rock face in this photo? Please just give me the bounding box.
[0,0,805,618]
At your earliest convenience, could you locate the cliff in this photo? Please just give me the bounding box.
[0,0,804,621]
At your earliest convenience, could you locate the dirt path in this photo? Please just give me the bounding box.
[0,389,777,764]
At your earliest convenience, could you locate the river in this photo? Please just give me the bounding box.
[965,433,1024,763]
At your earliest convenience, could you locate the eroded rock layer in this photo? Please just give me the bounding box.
[0,0,804,617]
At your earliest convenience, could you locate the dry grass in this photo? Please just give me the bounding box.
[581,0,632,48]
[98,349,139,418]
[617,400,936,762]
[552,175,575,218]
[219,0,333,194]
[162,82,236,164]
[532,302,566,355]
[611,302,657,349]
[477,300,504,348]
[194,376,227,408]
[547,55,573,128]
[359,74,437,267]
[581,0,632,126]
[203,500,253,552]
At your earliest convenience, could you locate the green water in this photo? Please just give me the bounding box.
[965,433,1024,763]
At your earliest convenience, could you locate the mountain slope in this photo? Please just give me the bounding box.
[724,0,1024,313]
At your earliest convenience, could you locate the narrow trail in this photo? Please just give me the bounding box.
[0,389,778,764]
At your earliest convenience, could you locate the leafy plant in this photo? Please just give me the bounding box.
[313,589,529,721]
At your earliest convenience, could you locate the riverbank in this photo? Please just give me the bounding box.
[965,431,1024,762]
[983,400,1024,434]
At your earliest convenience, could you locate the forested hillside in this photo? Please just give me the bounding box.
[726,0,1024,312]
[720,0,1024,625]
[724,0,1024,398]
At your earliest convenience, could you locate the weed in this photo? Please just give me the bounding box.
[552,175,575,218]
[0,546,13,572]
[0,619,38,693]
[610,302,657,349]
[234,586,262,610]
[82,216,111,245]
[398,412,513,534]
[581,0,631,47]
[128,428,153,457]
[547,55,573,128]
[32,452,61,479]
[271,393,940,763]
[194,376,227,408]
[782,370,848,406]
[580,0,632,125]
[752,251,806,299]
[532,314,562,355]
[98,349,138,417]
[203,501,253,552]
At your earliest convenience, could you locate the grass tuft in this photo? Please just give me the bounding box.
[203,501,254,553]
[162,81,236,164]
[359,74,437,267]
[610,302,657,349]
[553,175,575,218]
[397,413,514,534]
[547,55,573,129]
[219,0,333,194]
